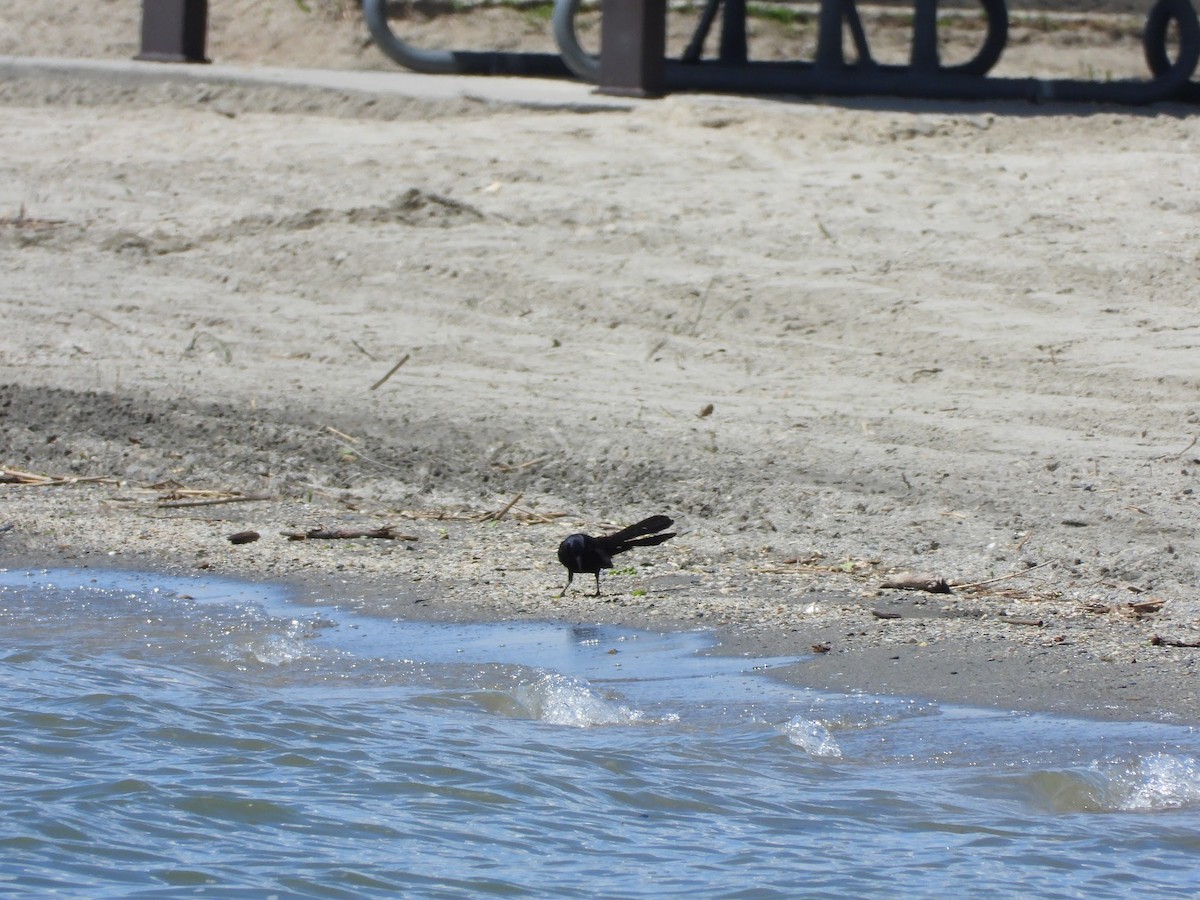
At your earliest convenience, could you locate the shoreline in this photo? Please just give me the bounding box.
[4,56,1200,728]
[3,494,1197,725]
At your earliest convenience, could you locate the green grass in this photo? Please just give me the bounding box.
[524,1,555,21]
[746,4,815,27]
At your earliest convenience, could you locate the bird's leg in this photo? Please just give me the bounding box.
[559,571,574,598]
[594,573,602,597]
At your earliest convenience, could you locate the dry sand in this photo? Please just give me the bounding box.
[2,0,1200,722]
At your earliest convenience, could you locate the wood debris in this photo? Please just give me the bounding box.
[283,525,418,541]
[478,492,523,522]
[880,572,951,594]
[954,561,1053,592]
[393,504,567,525]
[1081,598,1165,618]
[490,458,545,473]
[1,467,116,486]
[157,491,272,508]
[369,353,409,391]
[999,615,1044,627]
[1151,634,1200,649]
[0,205,65,231]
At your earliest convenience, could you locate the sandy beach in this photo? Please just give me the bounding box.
[3,0,1200,723]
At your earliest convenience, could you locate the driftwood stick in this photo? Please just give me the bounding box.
[284,525,418,541]
[1151,634,1200,648]
[157,494,272,509]
[1,469,116,486]
[880,572,951,594]
[482,493,523,522]
[370,353,410,391]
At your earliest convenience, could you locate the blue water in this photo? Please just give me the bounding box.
[2,567,1200,897]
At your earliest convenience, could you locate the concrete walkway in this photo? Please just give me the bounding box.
[0,54,640,112]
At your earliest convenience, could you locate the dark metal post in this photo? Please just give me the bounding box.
[719,0,748,64]
[909,0,940,72]
[815,0,846,70]
[136,0,210,63]
[598,0,666,97]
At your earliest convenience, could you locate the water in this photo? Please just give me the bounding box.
[2,568,1200,898]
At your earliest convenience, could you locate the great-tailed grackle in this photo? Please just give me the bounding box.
[557,515,676,597]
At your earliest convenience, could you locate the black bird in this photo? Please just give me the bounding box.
[557,515,676,597]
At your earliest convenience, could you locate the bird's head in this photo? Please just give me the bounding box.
[557,533,588,571]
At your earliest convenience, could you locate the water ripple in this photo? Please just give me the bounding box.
[2,567,1200,896]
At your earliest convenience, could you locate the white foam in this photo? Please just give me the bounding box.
[780,716,843,758]
[515,672,646,728]
[225,618,323,668]
[1116,753,1200,811]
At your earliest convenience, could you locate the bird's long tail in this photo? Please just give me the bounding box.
[601,515,675,553]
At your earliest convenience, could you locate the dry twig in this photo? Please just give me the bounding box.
[998,615,1044,627]
[1,468,116,486]
[157,494,272,509]
[1082,598,1164,617]
[370,353,410,390]
[880,572,952,594]
[1151,634,1200,648]
[284,525,418,541]
[1159,435,1197,461]
[490,458,545,473]
[954,561,1053,592]
[390,505,567,524]
[479,493,523,522]
[325,425,358,444]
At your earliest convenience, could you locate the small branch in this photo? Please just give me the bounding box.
[284,525,418,541]
[1151,634,1200,649]
[388,505,567,524]
[325,425,358,444]
[998,615,1044,627]
[84,309,127,331]
[880,572,951,594]
[370,353,410,391]
[513,509,569,524]
[1159,434,1197,461]
[350,338,377,361]
[954,561,1053,591]
[490,458,545,473]
[1083,598,1164,617]
[480,492,523,522]
[1,468,117,486]
[157,494,272,509]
